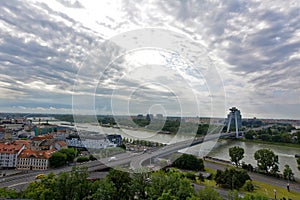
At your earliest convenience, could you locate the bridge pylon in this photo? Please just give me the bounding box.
[226,107,242,138]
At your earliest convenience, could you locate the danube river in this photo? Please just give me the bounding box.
[60,122,300,179]
[183,140,300,179]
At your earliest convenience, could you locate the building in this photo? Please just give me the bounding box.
[106,134,122,146]
[66,132,121,149]
[17,149,55,170]
[0,143,25,168]
[54,140,68,151]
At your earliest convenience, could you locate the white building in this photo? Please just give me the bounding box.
[0,143,25,168]
[66,132,117,149]
[17,149,55,171]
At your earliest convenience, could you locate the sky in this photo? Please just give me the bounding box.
[0,0,299,119]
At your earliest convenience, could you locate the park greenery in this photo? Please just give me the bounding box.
[172,154,205,171]
[215,168,251,190]
[0,166,274,200]
[229,146,245,166]
[49,148,77,168]
[244,124,299,144]
[254,148,279,175]
[283,164,294,181]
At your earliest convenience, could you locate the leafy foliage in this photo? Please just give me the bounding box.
[49,152,67,168]
[172,154,205,171]
[229,146,245,166]
[76,156,90,163]
[283,164,294,181]
[24,167,98,200]
[215,168,251,190]
[254,149,279,174]
[59,148,77,162]
[197,186,222,200]
[244,180,254,192]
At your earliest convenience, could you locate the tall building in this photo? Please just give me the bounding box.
[226,107,242,138]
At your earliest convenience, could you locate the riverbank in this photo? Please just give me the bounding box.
[231,138,300,149]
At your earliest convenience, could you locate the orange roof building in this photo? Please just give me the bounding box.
[0,143,25,168]
[17,148,56,170]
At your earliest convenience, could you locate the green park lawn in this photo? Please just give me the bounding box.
[201,167,300,199]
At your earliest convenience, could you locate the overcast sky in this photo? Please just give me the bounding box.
[0,0,299,119]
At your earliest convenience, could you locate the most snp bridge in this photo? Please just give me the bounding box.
[0,132,235,190]
[130,131,235,170]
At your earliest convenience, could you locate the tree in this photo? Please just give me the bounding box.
[297,157,300,171]
[59,148,76,162]
[157,190,178,200]
[77,156,89,163]
[25,173,56,200]
[215,168,251,190]
[243,180,254,192]
[197,186,222,200]
[254,149,279,174]
[49,152,67,168]
[147,170,195,200]
[172,154,204,171]
[283,164,294,181]
[244,132,254,140]
[0,188,19,199]
[106,168,132,199]
[229,146,244,166]
[92,179,117,200]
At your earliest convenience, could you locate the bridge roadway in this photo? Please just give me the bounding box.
[0,132,235,191]
[130,132,235,170]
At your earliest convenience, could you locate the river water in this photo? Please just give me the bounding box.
[58,122,300,179]
[184,140,300,179]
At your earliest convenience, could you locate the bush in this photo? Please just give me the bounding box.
[77,156,90,163]
[49,152,67,168]
[172,154,204,171]
[89,154,97,161]
[215,168,251,190]
[244,180,254,192]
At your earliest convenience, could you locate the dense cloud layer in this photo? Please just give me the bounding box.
[0,0,299,119]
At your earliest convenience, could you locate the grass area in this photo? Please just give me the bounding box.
[234,138,300,149]
[201,167,300,199]
[249,180,300,200]
[204,167,217,174]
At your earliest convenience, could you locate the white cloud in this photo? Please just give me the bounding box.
[0,0,299,119]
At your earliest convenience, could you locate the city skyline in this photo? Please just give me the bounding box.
[0,1,300,120]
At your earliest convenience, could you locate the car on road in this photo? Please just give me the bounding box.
[35,173,45,179]
[108,156,117,162]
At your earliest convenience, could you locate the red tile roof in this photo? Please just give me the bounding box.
[0,143,24,154]
[56,140,67,147]
[13,140,31,148]
[18,148,56,159]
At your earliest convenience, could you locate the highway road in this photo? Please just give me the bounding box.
[130,132,235,170]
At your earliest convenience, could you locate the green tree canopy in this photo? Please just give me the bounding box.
[49,152,67,168]
[254,148,279,174]
[215,168,251,190]
[172,154,204,171]
[197,186,222,200]
[59,148,76,162]
[283,164,294,181]
[229,146,245,166]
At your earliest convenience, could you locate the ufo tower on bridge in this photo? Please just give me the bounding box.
[226,107,242,138]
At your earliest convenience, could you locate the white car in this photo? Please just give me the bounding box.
[108,156,117,162]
